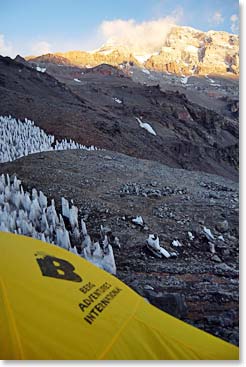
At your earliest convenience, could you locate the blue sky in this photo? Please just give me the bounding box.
[0,0,239,57]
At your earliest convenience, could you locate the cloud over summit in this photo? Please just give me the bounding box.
[99,15,179,53]
[31,41,52,56]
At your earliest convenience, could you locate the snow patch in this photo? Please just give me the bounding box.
[205,75,215,84]
[134,55,150,63]
[74,78,81,83]
[142,68,150,75]
[113,97,122,104]
[134,53,158,63]
[172,240,182,247]
[210,83,221,87]
[36,66,46,73]
[185,45,198,53]
[136,117,156,136]
[181,76,189,84]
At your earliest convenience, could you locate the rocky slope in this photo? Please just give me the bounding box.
[0,149,239,345]
[129,64,239,120]
[0,55,239,180]
[27,26,239,77]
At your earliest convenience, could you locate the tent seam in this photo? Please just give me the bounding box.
[97,297,142,359]
[133,315,221,360]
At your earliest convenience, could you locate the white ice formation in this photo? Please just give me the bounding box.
[0,116,99,163]
[172,239,182,247]
[146,234,172,259]
[0,174,116,274]
[83,230,116,275]
[135,117,156,136]
[132,215,144,226]
[202,226,215,241]
[188,231,194,241]
[218,235,225,242]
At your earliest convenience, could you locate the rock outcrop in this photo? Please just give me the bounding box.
[14,54,30,66]
[145,26,239,76]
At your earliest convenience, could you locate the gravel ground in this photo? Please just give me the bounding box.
[0,149,239,345]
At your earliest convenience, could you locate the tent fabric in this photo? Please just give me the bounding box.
[0,232,239,360]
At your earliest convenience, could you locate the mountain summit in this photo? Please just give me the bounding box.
[145,26,239,75]
[27,26,239,76]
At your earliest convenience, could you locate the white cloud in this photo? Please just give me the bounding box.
[230,14,239,34]
[99,14,180,53]
[209,11,224,25]
[0,34,14,57]
[31,41,52,56]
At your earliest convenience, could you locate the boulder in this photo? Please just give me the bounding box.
[144,291,188,318]
[216,220,229,233]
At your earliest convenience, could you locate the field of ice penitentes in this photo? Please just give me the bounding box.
[0,116,116,274]
[0,115,98,163]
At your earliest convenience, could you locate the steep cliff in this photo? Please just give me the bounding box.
[145,26,239,75]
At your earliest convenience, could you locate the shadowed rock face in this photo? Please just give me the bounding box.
[0,149,239,345]
[0,56,239,181]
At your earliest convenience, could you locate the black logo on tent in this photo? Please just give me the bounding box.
[36,255,82,282]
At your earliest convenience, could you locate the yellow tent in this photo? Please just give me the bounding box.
[0,232,239,360]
